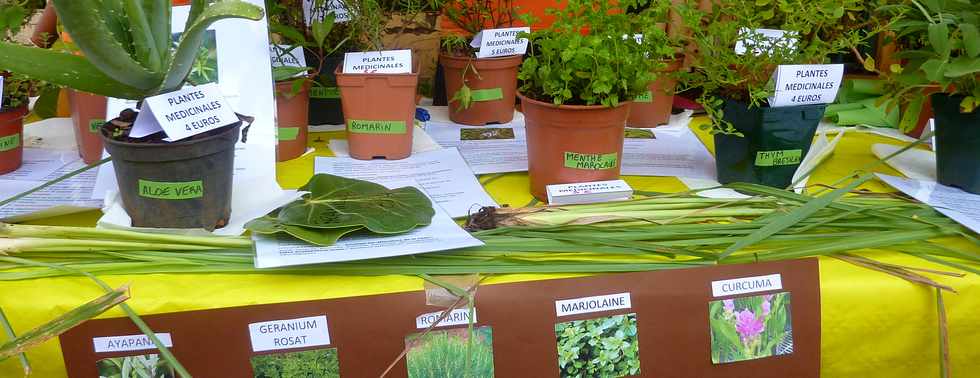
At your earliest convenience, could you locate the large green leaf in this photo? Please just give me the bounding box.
[0,43,148,99]
[122,0,162,71]
[962,23,980,58]
[928,22,951,57]
[944,56,980,77]
[277,174,435,234]
[246,216,363,246]
[147,0,171,67]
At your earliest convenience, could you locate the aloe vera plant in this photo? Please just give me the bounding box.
[0,0,263,100]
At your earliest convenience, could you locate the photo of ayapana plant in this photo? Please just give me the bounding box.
[97,353,175,378]
[709,292,793,364]
[405,326,494,378]
[250,348,340,378]
[555,313,641,378]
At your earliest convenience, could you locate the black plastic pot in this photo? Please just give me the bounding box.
[714,99,826,188]
[101,120,242,230]
[932,93,980,194]
[305,50,345,125]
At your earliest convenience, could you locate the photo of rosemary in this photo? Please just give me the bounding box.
[710,292,792,364]
[405,327,494,378]
[97,354,175,378]
[555,313,640,377]
[172,30,220,86]
[250,348,340,378]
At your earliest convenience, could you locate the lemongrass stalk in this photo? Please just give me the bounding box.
[0,238,226,254]
[0,223,253,249]
[516,208,774,226]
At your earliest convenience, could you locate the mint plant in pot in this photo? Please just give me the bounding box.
[0,0,264,230]
[518,0,655,201]
[628,2,686,127]
[0,74,31,174]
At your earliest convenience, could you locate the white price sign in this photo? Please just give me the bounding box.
[768,64,844,107]
[343,49,413,74]
[470,27,530,58]
[303,0,350,25]
[130,83,239,141]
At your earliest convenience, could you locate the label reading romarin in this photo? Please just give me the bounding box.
[564,152,618,170]
[138,179,204,200]
[755,149,802,167]
[348,119,407,134]
[0,133,18,152]
[89,119,105,133]
[471,88,503,102]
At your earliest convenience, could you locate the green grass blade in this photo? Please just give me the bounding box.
[0,308,30,375]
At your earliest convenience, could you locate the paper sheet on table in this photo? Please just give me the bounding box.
[792,129,846,193]
[19,117,80,151]
[621,110,716,179]
[872,143,937,181]
[877,174,980,234]
[327,126,441,157]
[314,148,497,218]
[0,147,102,222]
[817,121,917,143]
[252,179,483,268]
[425,119,528,174]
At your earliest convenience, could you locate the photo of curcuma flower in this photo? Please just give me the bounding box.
[709,292,793,364]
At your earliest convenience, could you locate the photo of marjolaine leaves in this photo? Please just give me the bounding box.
[709,292,793,364]
[555,313,641,377]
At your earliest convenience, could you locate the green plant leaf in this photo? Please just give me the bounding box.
[245,216,363,246]
[311,12,336,50]
[962,23,980,58]
[146,0,171,69]
[122,0,162,71]
[943,56,980,77]
[928,22,950,57]
[0,43,147,99]
[920,58,948,82]
[899,95,925,133]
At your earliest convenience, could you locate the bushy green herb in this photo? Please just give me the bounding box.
[250,348,340,378]
[406,327,494,378]
[266,0,353,97]
[555,314,640,378]
[97,354,175,378]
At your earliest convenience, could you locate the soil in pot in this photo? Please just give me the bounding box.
[68,90,108,164]
[520,93,630,201]
[275,80,311,162]
[714,99,826,188]
[628,59,682,127]
[100,109,242,230]
[305,51,344,125]
[335,62,419,160]
[442,54,522,125]
[0,106,28,175]
[931,93,980,194]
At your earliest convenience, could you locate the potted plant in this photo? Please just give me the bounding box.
[0,74,31,174]
[0,0,263,230]
[517,0,656,201]
[380,0,444,85]
[628,2,687,127]
[678,0,872,188]
[439,0,523,126]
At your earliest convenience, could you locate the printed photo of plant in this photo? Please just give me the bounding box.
[555,313,640,378]
[460,128,515,140]
[97,353,175,378]
[405,326,494,378]
[171,30,219,85]
[709,292,793,364]
[250,348,340,378]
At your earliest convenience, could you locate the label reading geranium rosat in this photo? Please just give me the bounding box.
[0,133,19,152]
[634,90,653,103]
[755,149,802,167]
[309,86,340,99]
[564,152,618,170]
[138,179,204,200]
[471,88,503,102]
[89,119,105,133]
[348,119,407,134]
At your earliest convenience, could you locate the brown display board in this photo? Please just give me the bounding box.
[61,258,820,377]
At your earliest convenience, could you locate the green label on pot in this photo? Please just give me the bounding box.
[0,133,19,152]
[278,127,300,141]
[564,152,618,170]
[634,90,653,103]
[310,86,340,99]
[471,88,504,102]
[348,120,407,134]
[89,119,105,133]
[138,179,204,200]
[755,149,803,167]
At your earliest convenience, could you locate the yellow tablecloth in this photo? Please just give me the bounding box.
[1,117,978,377]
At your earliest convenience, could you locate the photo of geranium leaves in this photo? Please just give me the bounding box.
[555,313,641,378]
[709,292,793,364]
[97,354,175,378]
[405,327,494,378]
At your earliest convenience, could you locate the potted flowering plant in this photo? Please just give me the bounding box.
[0,0,263,230]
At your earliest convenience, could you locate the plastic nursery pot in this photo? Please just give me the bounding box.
[275,80,311,162]
[101,116,242,230]
[0,106,28,174]
[68,90,108,164]
[335,61,419,160]
[305,52,345,125]
[519,93,630,201]
[931,93,980,194]
[441,54,522,126]
[713,98,826,188]
[627,58,683,127]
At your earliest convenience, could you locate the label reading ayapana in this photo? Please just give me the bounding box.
[555,292,632,317]
[711,274,783,297]
[89,119,105,133]
[416,308,476,329]
[471,27,530,58]
[471,88,504,102]
[0,133,18,152]
[564,152,618,170]
[755,149,802,167]
[138,179,204,200]
[93,333,173,353]
[249,315,331,352]
[278,127,300,141]
[310,86,340,99]
[348,119,407,134]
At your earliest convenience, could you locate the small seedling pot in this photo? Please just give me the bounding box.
[101,117,242,230]
[628,58,683,127]
[441,54,522,126]
[713,98,826,188]
[520,93,630,201]
[0,106,28,174]
[275,79,311,162]
[335,61,419,160]
[306,52,345,125]
[931,93,980,194]
[68,90,108,164]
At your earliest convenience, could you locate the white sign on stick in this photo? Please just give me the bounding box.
[343,50,413,74]
[303,0,350,25]
[735,28,797,55]
[470,27,530,58]
[248,315,331,352]
[129,83,239,141]
[270,44,308,70]
[768,64,844,107]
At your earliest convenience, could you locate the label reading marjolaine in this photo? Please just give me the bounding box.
[711,274,783,297]
[348,119,407,134]
[634,90,653,103]
[755,149,803,167]
[89,119,105,133]
[555,292,632,317]
[564,152,618,170]
[138,179,204,200]
[310,86,340,99]
[0,133,18,152]
[278,127,300,141]
[471,88,503,102]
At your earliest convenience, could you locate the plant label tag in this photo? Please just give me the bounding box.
[92,333,173,353]
[555,292,632,317]
[270,44,307,70]
[248,315,331,352]
[927,118,936,151]
[343,49,413,74]
[711,274,783,297]
[130,83,238,141]
[416,308,477,329]
[471,27,530,58]
[768,64,844,107]
[546,180,633,205]
[734,28,797,55]
[303,0,350,25]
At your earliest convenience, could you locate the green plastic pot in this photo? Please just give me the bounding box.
[931,93,980,194]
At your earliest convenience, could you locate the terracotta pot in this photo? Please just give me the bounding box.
[441,54,522,125]
[0,106,28,174]
[628,59,682,127]
[519,93,630,201]
[335,62,419,160]
[68,90,108,164]
[275,80,311,162]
